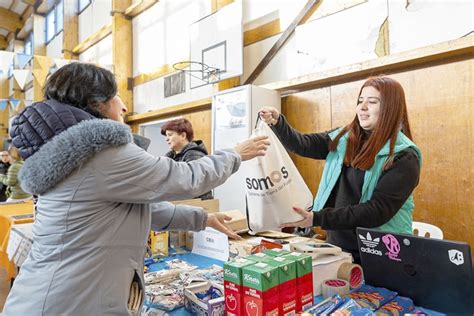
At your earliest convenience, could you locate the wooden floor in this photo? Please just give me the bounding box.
[0,268,9,313]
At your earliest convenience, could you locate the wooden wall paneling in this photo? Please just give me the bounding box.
[32,14,45,56]
[63,0,78,60]
[182,109,213,154]
[281,88,332,197]
[112,0,133,114]
[329,79,365,128]
[0,79,10,149]
[388,59,473,249]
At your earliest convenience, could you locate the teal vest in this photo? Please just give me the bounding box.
[313,129,422,234]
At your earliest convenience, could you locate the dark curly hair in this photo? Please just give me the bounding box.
[44,62,117,118]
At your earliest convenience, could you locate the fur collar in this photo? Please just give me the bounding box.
[19,119,133,195]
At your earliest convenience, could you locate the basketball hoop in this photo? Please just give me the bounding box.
[172,61,221,84]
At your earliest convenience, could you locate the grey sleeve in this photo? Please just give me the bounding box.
[94,143,241,203]
[150,202,208,232]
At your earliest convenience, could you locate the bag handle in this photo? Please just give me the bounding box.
[254,112,262,129]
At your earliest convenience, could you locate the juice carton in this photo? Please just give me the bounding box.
[283,252,313,311]
[246,252,273,263]
[267,256,297,315]
[264,248,290,257]
[224,258,255,316]
[242,262,279,316]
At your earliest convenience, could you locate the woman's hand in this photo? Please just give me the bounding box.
[206,213,242,240]
[279,207,314,228]
[259,107,280,125]
[234,136,270,161]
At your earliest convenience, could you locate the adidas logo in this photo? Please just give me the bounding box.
[359,232,380,248]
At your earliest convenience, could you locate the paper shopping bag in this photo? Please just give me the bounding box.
[242,120,313,233]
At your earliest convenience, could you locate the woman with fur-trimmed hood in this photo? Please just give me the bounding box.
[3,63,269,315]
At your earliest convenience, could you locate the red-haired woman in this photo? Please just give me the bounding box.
[161,118,213,199]
[259,76,421,262]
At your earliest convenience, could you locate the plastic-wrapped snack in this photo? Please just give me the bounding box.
[331,298,375,316]
[144,283,183,311]
[166,259,197,271]
[347,284,397,310]
[303,294,345,315]
[144,269,180,285]
[377,296,415,315]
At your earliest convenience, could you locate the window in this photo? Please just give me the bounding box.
[45,9,55,43]
[45,0,64,44]
[78,0,91,14]
[55,1,63,34]
[24,33,33,55]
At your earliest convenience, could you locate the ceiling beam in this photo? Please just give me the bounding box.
[0,7,23,33]
[244,0,321,84]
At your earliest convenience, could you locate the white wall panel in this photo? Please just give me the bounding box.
[46,32,63,59]
[388,0,473,53]
[78,0,112,43]
[133,75,213,115]
[78,34,112,67]
[133,0,211,76]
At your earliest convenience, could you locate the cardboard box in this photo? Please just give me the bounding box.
[220,209,248,233]
[224,258,255,316]
[184,281,225,316]
[173,198,219,213]
[242,262,279,316]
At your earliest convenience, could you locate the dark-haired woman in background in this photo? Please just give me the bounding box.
[260,76,421,262]
[3,62,269,315]
[161,118,213,199]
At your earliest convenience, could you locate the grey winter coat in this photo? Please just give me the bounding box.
[3,119,240,315]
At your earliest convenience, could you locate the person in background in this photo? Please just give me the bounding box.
[3,62,269,315]
[161,118,213,199]
[259,76,421,262]
[0,146,32,202]
[0,150,11,201]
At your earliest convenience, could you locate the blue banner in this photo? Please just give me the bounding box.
[9,99,20,110]
[16,53,33,69]
[0,100,8,111]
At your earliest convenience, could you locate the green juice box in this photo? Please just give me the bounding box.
[242,262,279,316]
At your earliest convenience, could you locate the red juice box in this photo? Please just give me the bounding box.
[224,258,255,316]
[283,252,314,312]
[267,256,297,315]
[242,262,279,316]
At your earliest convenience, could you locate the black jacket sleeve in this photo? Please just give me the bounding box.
[313,149,421,229]
[271,115,332,160]
[183,150,206,162]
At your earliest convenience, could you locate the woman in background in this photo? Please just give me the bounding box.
[0,146,31,202]
[162,118,213,199]
[0,150,11,201]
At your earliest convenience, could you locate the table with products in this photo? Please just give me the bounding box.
[0,201,34,280]
[143,252,444,316]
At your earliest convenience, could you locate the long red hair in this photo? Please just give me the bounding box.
[329,76,412,170]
